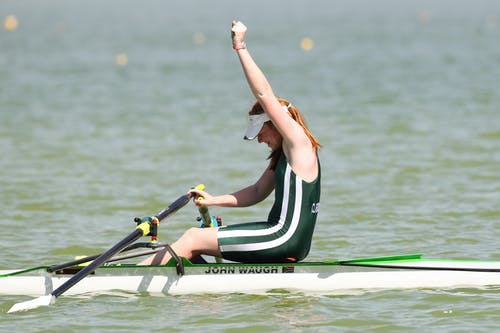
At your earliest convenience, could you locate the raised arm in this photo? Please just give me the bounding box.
[232,21,318,182]
[231,21,306,147]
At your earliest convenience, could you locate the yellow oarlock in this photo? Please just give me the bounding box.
[136,221,151,236]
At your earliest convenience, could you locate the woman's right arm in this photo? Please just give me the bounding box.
[190,166,275,208]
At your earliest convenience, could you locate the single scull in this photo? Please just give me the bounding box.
[2,254,500,297]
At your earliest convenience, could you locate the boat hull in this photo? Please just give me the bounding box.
[2,270,500,297]
[2,256,500,296]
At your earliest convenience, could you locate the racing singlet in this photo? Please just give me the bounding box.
[217,152,321,263]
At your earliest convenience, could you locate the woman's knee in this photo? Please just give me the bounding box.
[178,227,200,246]
[177,227,219,255]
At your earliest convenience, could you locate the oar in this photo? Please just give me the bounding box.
[8,184,204,313]
[47,242,160,273]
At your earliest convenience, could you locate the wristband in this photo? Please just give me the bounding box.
[232,42,246,50]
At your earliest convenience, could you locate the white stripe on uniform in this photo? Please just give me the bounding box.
[218,165,292,239]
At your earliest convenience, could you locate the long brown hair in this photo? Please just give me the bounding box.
[249,98,321,169]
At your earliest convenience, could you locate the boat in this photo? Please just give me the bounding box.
[2,253,500,297]
[3,188,500,312]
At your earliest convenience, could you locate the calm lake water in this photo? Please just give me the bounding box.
[1,0,499,331]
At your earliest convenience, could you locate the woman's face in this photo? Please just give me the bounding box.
[257,121,282,150]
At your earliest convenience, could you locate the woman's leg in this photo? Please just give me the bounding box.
[138,227,221,265]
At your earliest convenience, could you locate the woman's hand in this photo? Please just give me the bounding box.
[189,188,215,207]
[231,20,247,45]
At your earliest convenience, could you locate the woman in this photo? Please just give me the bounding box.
[140,21,321,265]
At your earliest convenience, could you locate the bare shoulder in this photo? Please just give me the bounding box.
[284,145,319,183]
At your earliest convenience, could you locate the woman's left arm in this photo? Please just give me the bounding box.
[231,21,306,148]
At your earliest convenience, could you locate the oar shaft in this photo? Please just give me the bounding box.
[47,242,161,272]
[156,194,192,221]
[51,228,143,298]
[47,254,100,273]
[155,184,204,221]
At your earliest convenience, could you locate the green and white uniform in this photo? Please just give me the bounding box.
[218,152,321,263]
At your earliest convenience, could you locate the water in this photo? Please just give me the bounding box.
[1,0,500,331]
